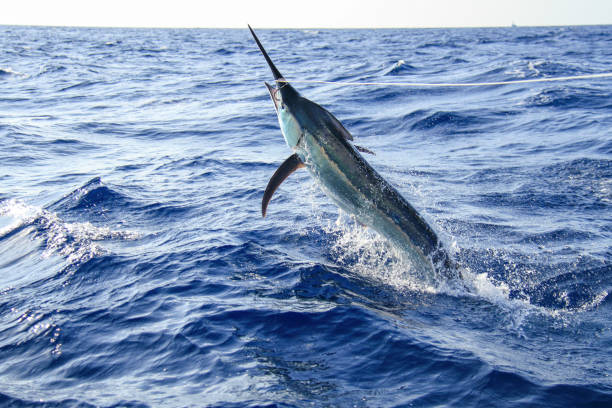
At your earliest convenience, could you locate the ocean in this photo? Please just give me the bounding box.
[0,25,610,407]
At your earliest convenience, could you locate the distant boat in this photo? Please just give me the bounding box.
[511,22,518,28]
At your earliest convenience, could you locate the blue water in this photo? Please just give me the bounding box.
[0,25,611,407]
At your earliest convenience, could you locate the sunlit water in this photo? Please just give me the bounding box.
[1,25,611,407]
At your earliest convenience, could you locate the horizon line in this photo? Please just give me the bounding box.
[1,22,611,30]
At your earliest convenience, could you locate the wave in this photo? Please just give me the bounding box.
[49,177,131,213]
[523,265,610,310]
[0,391,146,408]
[2,25,611,406]
[542,158,612,178]
[57,80,105,93]
[1,179,139,268]
[0,198,138,268]
[408,110,489,133]
[417,40,463,50]
[524,86,612,109]
[514,30,562,42]
[441,56,469,64]
[36,64,68,76]
[0,67,28,78]
[103,40,123,47]
[381,59,417,76]
[317,209,610,320]
[525,59,587,77]
[213,47,234,55]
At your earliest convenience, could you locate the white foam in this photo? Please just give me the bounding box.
[271,182,604,322]
[577,289,609,312]
[0,199,139,267]
[315,211,589,328]
[321,212,438,293]
[527,60,543,76]
[0,66,29,78]
[0,199,41,236]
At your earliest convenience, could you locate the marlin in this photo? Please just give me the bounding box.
[249,26,455,281]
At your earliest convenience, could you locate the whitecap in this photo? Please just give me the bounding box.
[0,199,140,267]
[0,67,29,78]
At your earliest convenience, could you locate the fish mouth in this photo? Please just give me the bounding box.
[265,81,281,111]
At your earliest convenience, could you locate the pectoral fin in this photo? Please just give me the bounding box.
[262,153,305,217]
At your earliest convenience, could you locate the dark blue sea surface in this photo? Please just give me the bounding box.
[1,25,611,407]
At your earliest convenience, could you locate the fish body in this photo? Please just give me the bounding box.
[250,26,453,280]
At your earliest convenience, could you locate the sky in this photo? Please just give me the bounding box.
[1,0,611,28]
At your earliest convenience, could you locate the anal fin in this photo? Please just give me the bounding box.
[262,153,305,217]
[354,144,375,155]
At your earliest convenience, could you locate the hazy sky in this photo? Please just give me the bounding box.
[2,0,611,28]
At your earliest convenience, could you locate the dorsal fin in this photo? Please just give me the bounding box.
[262,153,305,217]
[324,108,354,141]
[308,102,377,154]
[308,101,354,141]
[302,99,378,156]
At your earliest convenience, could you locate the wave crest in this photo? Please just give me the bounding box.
[0,197,139,267]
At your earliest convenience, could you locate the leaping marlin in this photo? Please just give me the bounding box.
[249,26,455,281]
